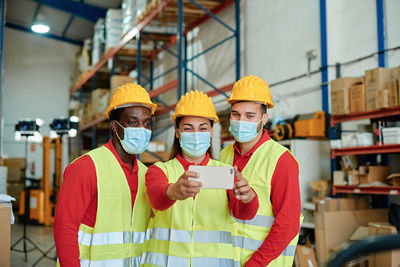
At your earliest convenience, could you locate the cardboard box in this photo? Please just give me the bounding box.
[294,245,318,267]
[91,88,110,116]
[349,83,366,113]
[309,180,330,203]
[6,168,24,183]
[376,88,390,109]
[315,209,388,264]
[368,222,400,267]
[3,158,26,169]
[365,68,391,111]
[387,173,400,186]
[316,197,369,213]
[331,77,362,115]
[389,66,400,80]
[111,75,135,93]
[7,182,24,208]
[347,169,360,185]
[333,171,346,185]
[359,166,390,184]
[0,203,11,266]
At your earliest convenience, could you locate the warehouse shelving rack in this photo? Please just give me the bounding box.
[70,0,241,154]
[330,107,400,196]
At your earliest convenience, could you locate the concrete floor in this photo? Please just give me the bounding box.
[10,221,56,267]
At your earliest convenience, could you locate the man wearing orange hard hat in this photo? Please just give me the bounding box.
[54,83,156,266]
[219,76,302,266]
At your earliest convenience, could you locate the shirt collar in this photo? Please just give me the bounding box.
[105,139,138,173]
[233,129,271,157]
[176,152,210,170]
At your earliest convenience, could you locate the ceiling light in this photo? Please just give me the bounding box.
[31,24,50,34]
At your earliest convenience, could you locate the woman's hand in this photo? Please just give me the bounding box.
[233,166,256,203]
[166,171,202,200]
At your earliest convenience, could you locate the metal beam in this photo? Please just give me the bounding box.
[62,16,74,37]
[30,0,106,23]
[0,0,5,157]
[376,0,386,67]
[31,3,42,25]
[177,0,184,99]
[319,0,328,114]
[5,22,82,46]
[235,0,240,80]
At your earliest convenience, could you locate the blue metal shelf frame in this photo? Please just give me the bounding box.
[376,0,386,67]
[136,0,240,101]
[0,0,4,157]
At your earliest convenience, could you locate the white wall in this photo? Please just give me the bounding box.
[3,28,80,179]
[149,0,400,153]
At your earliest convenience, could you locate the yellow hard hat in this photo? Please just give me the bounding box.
[227,75,274,108]
[172,90,219,123]
[105,83,157,118]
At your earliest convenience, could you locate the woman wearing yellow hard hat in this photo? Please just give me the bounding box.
[142,90,259,266]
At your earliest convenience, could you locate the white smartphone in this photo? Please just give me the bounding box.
[188,166,234,189]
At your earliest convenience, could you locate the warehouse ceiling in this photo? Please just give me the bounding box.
[5,0,122,46]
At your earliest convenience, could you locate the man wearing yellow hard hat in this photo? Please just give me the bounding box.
[219,76,302,266]
[142,90,259,266]
[54,83,156,266]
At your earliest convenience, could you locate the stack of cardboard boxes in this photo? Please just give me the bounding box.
[4,158,26,208]
[331,67,400,115]
[313,198,400,267]
[91,88,110,119]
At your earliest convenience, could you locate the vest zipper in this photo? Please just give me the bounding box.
[190,196,197,267]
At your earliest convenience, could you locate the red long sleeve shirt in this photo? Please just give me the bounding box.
[145,153,259,220]
[233,130,301,267]
[54,139,139,267]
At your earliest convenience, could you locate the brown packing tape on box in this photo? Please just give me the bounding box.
[315,209,388,264]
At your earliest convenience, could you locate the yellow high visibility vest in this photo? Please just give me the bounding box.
[219,140,302,267]
[76,146,151,267]
[142,158,236,267]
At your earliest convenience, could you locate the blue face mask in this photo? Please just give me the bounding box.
[115,121,152,154]
[229,118,263,143]
[179,131,211,158]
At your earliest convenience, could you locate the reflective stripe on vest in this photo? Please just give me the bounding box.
[78,230,146,246]
[146,227,232,244]
[231,214,275,228]
[142,252,236,267]
[232,236,296,256]
[80,258,131,267]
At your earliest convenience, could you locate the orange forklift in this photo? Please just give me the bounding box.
[19,136,63,226]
